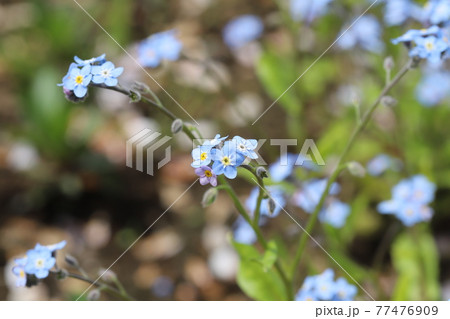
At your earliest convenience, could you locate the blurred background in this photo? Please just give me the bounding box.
[1,0,450,300]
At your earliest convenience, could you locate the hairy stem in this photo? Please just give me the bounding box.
[290,59,414,284]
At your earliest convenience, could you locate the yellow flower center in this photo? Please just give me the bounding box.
[75,75,84,84]
[205,170,212,177]
[406,208,414,216]
[221,156,231,166]
[35,259,44,268]
[200,152,208,161]
[426,42,434,50]
[20,270,25,278]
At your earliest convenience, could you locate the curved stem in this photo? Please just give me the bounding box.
[94,84,197,142]
[65,272,135,301]
[289,59,413,283]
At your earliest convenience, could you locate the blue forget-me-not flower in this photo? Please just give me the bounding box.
[377,175,436,226]
[91,61,124,87]
[138,30,183,68]
[337,15,384,53]
[223,15,264,49]
[295,269,357,301]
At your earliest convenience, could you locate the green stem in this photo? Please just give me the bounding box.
[290,59,414,283]
[95,84,197,142]
[65,272,135,301]
[219,176,293,300]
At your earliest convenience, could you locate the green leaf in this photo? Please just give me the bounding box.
[232,241,287,301]
[391,230,440,301]
[261,241,278,272]
[256,52,301,116]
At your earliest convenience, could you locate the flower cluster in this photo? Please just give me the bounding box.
[293,179,351,228]
[192,135,258,184]
[377,175,436,226]
[295,269,357,301]
[12,241,66,287]
[222,15,264,49]
[59,54,123,99]
[393,26,449,64]
[138,30,183,68]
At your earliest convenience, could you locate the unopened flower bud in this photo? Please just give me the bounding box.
[383,56,394,72]
[129,90,141,103]
[63,88,87,103]
[56,269,69,280]
[381,96,397,107]
[347,161,366,178]
[268,198,276,216]
[65,254,80,268]
[99,269,117,283]
[202,188,218,208]
[256,167,268,179]
[132,81,151,93]
[171,119,183,134]
[87,289,101,301]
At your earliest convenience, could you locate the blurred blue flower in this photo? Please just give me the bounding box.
[91,61,124,87]
[245,186,286,218]
[269,153,298,182]
[289,0,333,24]
[384,0,417,26]
[416,71,450,106]
[420,0,450,25]
[12,257,28,287]
[294,179,351,228]
[269,154,317,183]
[319,200,351,228]
[62,65,92,98]
[293,179,340,213]
[151,276,174,298]
[296,269,357,301]
[24,245,56,279]
[232,136,258,159]
[74,54,106,66]
[211,141,245,179]
[377,175,436,226]
[367,154,402,176]
[337,15,384,53]
[191,144,214,168]
[223,15,264,49]
[233,216,257,244]
[138,30,182,68]
[334,277,358,301]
